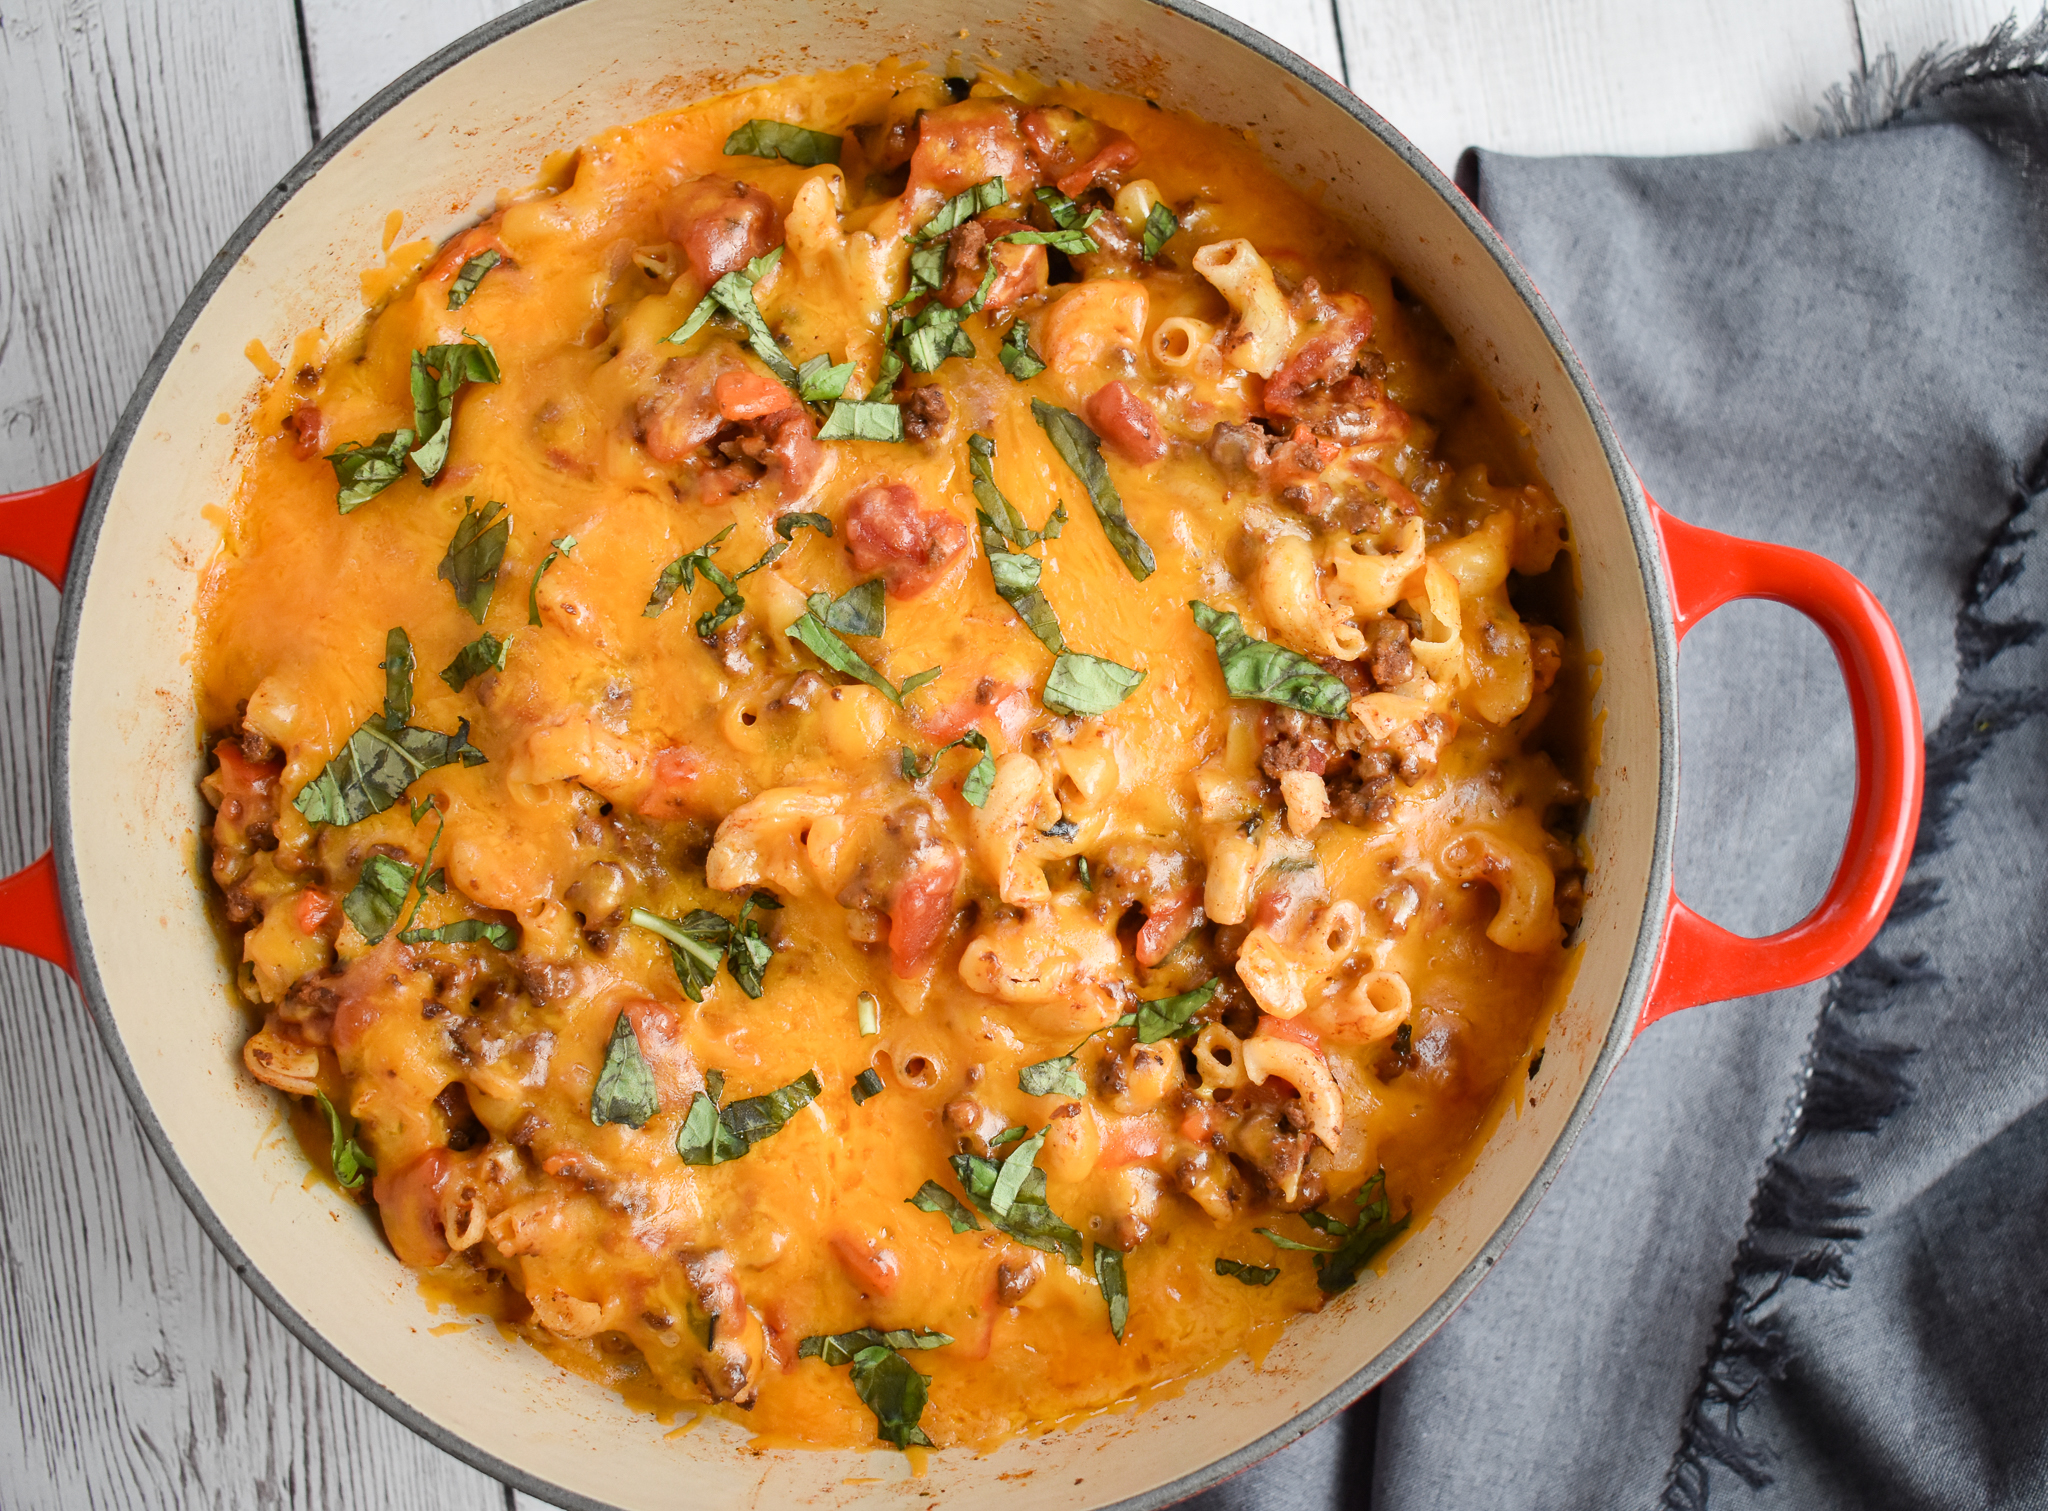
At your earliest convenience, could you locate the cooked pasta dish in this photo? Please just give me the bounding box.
[196,62,1583,1451]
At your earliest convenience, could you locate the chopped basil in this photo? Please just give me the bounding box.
[1141,202,1179,259]
[1078,855,1093,890]
[948,1145,1083,1264]
[1307,1170,1410,1295]
[1123,978,1217,1043]
[857,991,881,1037]
[294,717,486,827]
[1189,600,1352,716]
[903,242,948,301]
[726,889,780,997]
[969,432,1064,547]
[866,350,905,401]
[645,524,735,618]
[997,224,1099,255]
[526,534,576,627]
[1018,1053,1086,1098]
[1034,186,1096,230]
[1093,1243,1129,1341]
[898,300,974,373]
[380,627,415,728]
[798,1327,951,1365]
[849,1344,936,1450]
[899,729,994,807]
[665,247,798,389]
[795,353,856,403]
[1255,1226,1337,1253]
[1215,1257,1280,1286]
[723,118,842,166]
[956,260,1000,317]
[326,430,415,512]
[851,1067,885,1104]
[1042,652,1144,717]
[694,514,832,642]
[908,1179,981,1234]
[822,579,885,637]
[441,631,510,692]
[676,1067,822,1165]
[446,248,501,309]
[786,605,936,706]
[342,853,415,944]
[408,337,501,482]
[1032,399,1156,581]
[988,1125,1029,1147]
[969,432,1068,654]
[629,906,730,1002]
[590,1011,659,1128]
[439,500,510,623]
[817,400,904,442]
[399,918,516,949]
[989,1127,1047,1216]
[314,1091,376,1191]
[999,321,1046,380]
[916,176,1006,241]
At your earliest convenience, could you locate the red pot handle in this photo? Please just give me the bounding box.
[0,465,94,978]
[1638,496,1923,1032]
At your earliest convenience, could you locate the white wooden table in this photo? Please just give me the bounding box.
[0,0,2007,1502]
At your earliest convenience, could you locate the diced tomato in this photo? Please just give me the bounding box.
[1179,1104,1219,1144]
[1019,105,1139,197]
[1083,381,1168,464]
[714,370,796,422]
[663,177,781,284]
[1096,1115,1166,1169]
[636,355,729,464]
[920,682,1033,746]
[759,406,823,498]
[828,1231,902,1296]
[635,746,703,820]
[293,889,334,935]
[285,404,326,461]
[1256,1015,1323,1049]
[372,1149,451,1268]
[844,482,971,600]
[620,998,695,1108]
[426,219,509,286]
[1262,296,1375,419]
[1135,887,1199,968]
[887,847,963,978]
[909,100,1035,199]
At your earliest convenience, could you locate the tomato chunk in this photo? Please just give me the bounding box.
[828,1230,903,1297]
[844,482,971,600]
[887,847,963,978]
[714,370,796,421]
[1083,381,1168,464]
[293,889,334,935]
[1135,886,1199,968]
[663,177,781,284]
[372,1148,451,1269]
[909,100,1035,199]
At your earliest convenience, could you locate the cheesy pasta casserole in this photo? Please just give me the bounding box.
[197,62,1583,1451]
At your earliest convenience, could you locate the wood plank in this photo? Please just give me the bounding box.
[0,2,506,1505]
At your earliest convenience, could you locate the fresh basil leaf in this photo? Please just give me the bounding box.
[1142,202,1179,259]
[1093,1243,1129,1342]
[398,918,516,949]
[795,354,856,403]
[423,868,446,894]
[798,1327,951,1366]
[664,247,797,388]
[1132,978,1217,1043]
[903,243,948,301]
[981,537,1066,655]
[1189,600,1352,716]
[957,259,1000,317]
[441,631,510,693]
[1078,855,1093,890]
[724,118,842,166]
[447,248,501,309]
[1312,1169,1410,1295]
[916,176,1006,241]
[693,515,831,642]
[645,524,735,618]
[629,906,731,1002]
[1299,1209,1350,1236]
[851,1068,885,1105]
[1042,652,1144,717]
[408,794,436,824]
[865,350,905,402]
[897,665,943,699]
[379,627,415,728]
[817,401,904,442]
[858,991,881,1036]
[342,853,415,944]
[1033,185,1096,230]
[900,302,970,373]
[294,717,486,827]
[997,225,1099,254]
[1019,1053,1086,1098]
[990,1128,1046,1217]
[677,1069,821,1164]
[900,730,994,806]
[314,1091,376,1191]
[968,432,1064,547]
[822,579,885,637]
[999,321,1045,380]
[787,610,920,704]
[988,1125,1029,1147]
[848,1344,936,1450]
[409,337,501,482]
[527,534,576,627]
[1032,399,1156,581]
[590,1011,659,1128]
[950,1152,1084,1265]
[438,499,511,623]
[1215,1257,1280,1286]
[1256,1226,1339,1253]
[727,891,778,998]
[327,430,416,512]
[908,1179,981,1234]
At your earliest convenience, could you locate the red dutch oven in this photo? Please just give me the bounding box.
[0,1,1922,1507]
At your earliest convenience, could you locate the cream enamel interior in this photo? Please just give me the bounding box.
[55,2,1664,1506]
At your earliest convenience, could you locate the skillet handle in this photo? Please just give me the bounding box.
[1637,497,1923,1032]
[0,465,95,977]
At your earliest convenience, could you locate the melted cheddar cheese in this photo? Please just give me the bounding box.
[196,62,1584,1452]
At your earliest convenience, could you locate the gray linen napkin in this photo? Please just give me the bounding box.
[1192,19,2048,1511]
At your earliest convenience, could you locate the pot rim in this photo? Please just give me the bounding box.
[47,2,1679,1505]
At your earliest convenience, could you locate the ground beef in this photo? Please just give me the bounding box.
[1364,617,1415,688]
[902,385,951,443]
[1259,708,1337,778]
